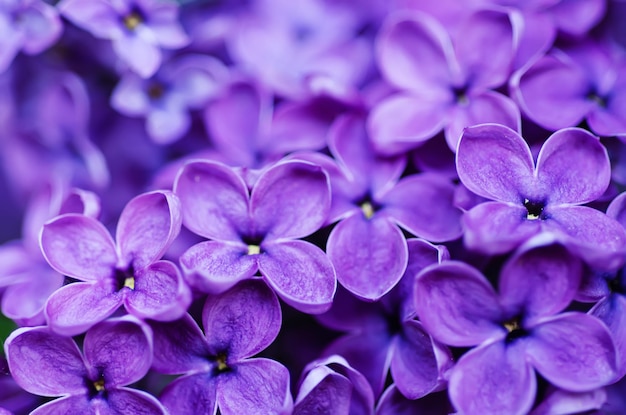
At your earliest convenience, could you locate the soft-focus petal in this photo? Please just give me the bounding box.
[146,105,190,144]
[40,214,117,281]
[5,327,87,396]
[216,358,292,415]
[58,0,123,38]
[112,33,161,79]
[126,260,190,320]
[381,173,463,242]
[160,373,218,415]
[44,282,123,336]
[259,240,336,314]
[327,213,407,301]
[449,340,536,415]
[390,320,440,400]
[526,313,618,391]
[116,190,182,270]
[456,123,535,202]
[179,240,257,294]
[415,261,505,346]
[83,317,152,387]
[250,161,330,240]
[174,160,249,241]
[202,279,281,361]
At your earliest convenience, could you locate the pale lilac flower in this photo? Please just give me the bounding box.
[149,279,292,415]
[40,190,190,335]
[175,159,336,313]
[293,355,374,415]
[369,9,520,154]
[58,0,189,78]
[111,54,228,144]
[0,0,62,73]
[415,239,618,415]
[457,123,626,266]
[4,316,166,414]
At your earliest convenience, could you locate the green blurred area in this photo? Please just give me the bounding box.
[0,313,17,356]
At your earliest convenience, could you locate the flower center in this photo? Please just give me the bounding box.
[93,378,105,392]
[503,317,527,343]
[360,201,374,219]
[114,266,135,291]
[147,83,164,100]
[212,352,231,374]
[523,199,545,220]
[586,91,606,108]
[247,244,260,255]
[123,12,142,30]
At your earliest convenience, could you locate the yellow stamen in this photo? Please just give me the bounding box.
[504,319,520,333]
[124,276,135,290]
[123,13,142,30]
[94,379,105,392]
[247,244,260,255]
[216,354,228,371]
[361,202,374,219]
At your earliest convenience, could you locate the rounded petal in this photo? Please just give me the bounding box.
[202,279,281,361]
[390,320,440,400]
[590,295,626,378]
[179,240,258,294]
[250,161,331,240]
[216,359,292,415]
[381,173,463,242]
[415,261,505,347]
[40,214,117,281]
[126,260,190,321]
[456,123,535,202]
[526,313,618,391]
[83,316,152,387]
[110,73,150,116]
[327,213,408,301]
[462,201,541,255]
[30,395,91,415]
[536,128,610,205]
[294,367,352,415]
[44,282,123,336]
[113,33,161,79]
[146,105,190,144]
[5,326,87,396]
[58,0,123,38]
[449,340,536,415]
[174,160,249,241]
[116,190,182,270]
[19,2,63,54]
[160,373,218,415]
[607,190,626,230]
[259,240,336,314]
[106,388,167,415]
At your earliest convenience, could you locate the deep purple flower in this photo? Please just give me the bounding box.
[318,239,452,398]
[58,0,189,78]
[4,316,165,414]
[369,9,520,154]
[457,123,626,266]
[175,159,336,313]
[0,0,62,73]
[375,386,454,415]
[149,279,292,415]
[40,190,190,335]
[415,238,618,415]
[111,54,227,144]
[513,39,626,136]
[293,355,374,415]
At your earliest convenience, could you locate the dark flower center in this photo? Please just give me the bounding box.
[586,91,607,108]
[356,195,381,220]
[453,85,470,105]
[114,265,135,291]
[242,235,263,256]
[609,272,626,294]
[523,199,545,220]
[212,352,231,375]
[503,317,527,343]
[147,83,165,100]
[123,12,142,30]
[86,374,107,400]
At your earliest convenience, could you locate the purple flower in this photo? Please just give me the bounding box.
[58,0,189,78]
[415,238,618,415]
[457,123,626,266]
[111,54,228,144]
[149,279,292,415]
[529,386,606,415]
[40,190,190,335]
[368,9,520,154]
[513,39,626,137]
[376,386,454,415]
[175,159,336,313]
[0,0,62,73]
[4,316,166,414]
[293,355,374,415]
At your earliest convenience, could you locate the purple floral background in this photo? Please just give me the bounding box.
[1,0,626,414]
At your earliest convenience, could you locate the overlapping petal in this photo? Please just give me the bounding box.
[30,395,91,415]
[160,373,218,415]
[105,388,167,415]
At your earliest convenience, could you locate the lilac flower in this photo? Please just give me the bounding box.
[415,238,618,415]
[318,239,452,397]
[149,279,292,415]
[456,123,626,266]
[58,0,189,78]
[368,9,520,154]
[293,355,374,415]
[40,190,190,335]
[4,316,166,414]
[111,54,228,144]
[513,39,626,137]
[0,184,99,326]
[295,114,462,300]
[175,159,336,313]
[0,0,62,73]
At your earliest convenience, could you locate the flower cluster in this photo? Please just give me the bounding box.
[1,0,626,414]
